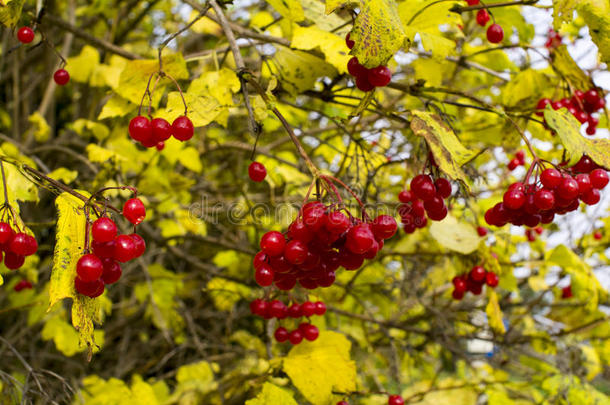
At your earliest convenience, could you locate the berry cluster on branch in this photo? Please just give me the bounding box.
[536,89,605,136]
[345,33,392,92]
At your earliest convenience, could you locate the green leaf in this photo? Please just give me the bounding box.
[578,0,610,63]
[410,111,475,188]
[429,215,481,255]
[543,107,610,167]
[246,383,298,405]
[292,24,352,74]
[486,290,506,334]
[502,70,549,108]
[0,0,25,27]
[349,0,407,68]
[283,331,356,405]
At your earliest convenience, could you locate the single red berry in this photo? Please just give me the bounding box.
[123,198,146,225]
[53,69,70,85]
[345,32,355,49]
[469,265,486,282]
[411,174,436,201]
[156,142,165,151]
[151,118,172,143]
[486,24,504,43]
[476,9,490,26]
[172,116,194,141]
[9,233,32,256]
[503,189,525,210]
[76,254,103,282]
[325,211,350,234]
[129,234,146,258]
[314,301,327,315]
[347,57,367,77]
[580,188,600,205]
[388,395,404,405]
[302,324,319,341]
[367,66,392,87]
[540,168,562,189]
[269,300,288,319]
[515,150,526,164]
[398,190,414,203]
[4,251,25,270]
[260,231,285,257]
[288,303,302,318]
[355,74,374,92]
[575,173,592,195]
[101,258,122,284]
[114,234,136,262]
[557,177,579,200]
[593,231,602,240]
[75,277,104,298]
[452,289,465,300]
[466,0,480,4]
[248,162,267,182]
[477,226,488,237]
[254,264,274,286]
[536,98,551,116]
[302,202,326,231]
[571,155,596,173]
[434,178,452,199]
[274,327,290,342]
[584,89,599,106]
[508,158,520,171]
[453,276,467,293]
[250,298,268,316]
[561,285,572,299]
[17,27,35,44]
[485,271,499,287]
[91,217,117,243]
[300,301,315,317]
[129,116,153,143]
[14,279,33,292]
[534,189,555,210]
[92,239,115,258]
[284,240,308,264]
[372,214,397,240]
[346,223,375,254]
[589,169,609,189]
[289,329,304,345]
[0,222,14,244]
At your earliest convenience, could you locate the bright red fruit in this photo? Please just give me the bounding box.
[466,0,480,4]
[534,189,555,210]
[314,301,327,315]
[485,272,499,287]
[129,116,153,142]
[53,69,70,85]
[536,98,551,116]
[593,231,602,240]
[76,254,103,282]
[355,75,374,92]
[248,162,267,182]
[0,222,14,244]
[269,300,288,319]
[345,32,355,49]
[557,177,579,200]
[285,240,308,264]
[325,211,350,234]
[10,233,31,256]
[477,226,488,237]
[260,231,285,256]
[289,329,303,345]
[508,158,520,171]
[301,301,316,317]
[476,9,490,26]
[372,215,397,240]
[561,285,572,299]
[367,66,392,87]
[114,234,136,262]
[274,327,289,342]
[123,198,146,225]
[14,279,33,292]
[398,190,414,203]
[151,118,172,142]
[411,175,436,201]
[347,57,367,77]
[156,142,165,151]
[75,277,104,298]
[129,234,146,258]
[486,24,504,43]
[540,168,562,188]
[302,324,319,341]
[388,395,405,405]
[589,169,609,189]
[452,289,465,300]
[469,266,486,282]
[346,224,375,254]
[172,116,194,141]
[254,264,274,286]
[101,258,122,284]
[92,217,117,243]
[503,189,525,210]
[17,27,35,44]
[434,178,452,198]
[92,240,115,258]
[4,252,25,270]
[288,303,302,318]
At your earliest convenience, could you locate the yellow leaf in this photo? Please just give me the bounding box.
[178,146,202,173]
[267,0,304,21]
[350,0,407,68]
[70,119,110,140]
[486,290,506,334]
[0,0,25,27]
[549,46,593,91]
[553,0,579,29]
[47,167,78,184]
[174,361,217,395]
[543,107,610,168]
[580,345,602,380]
[283,331,356,405]
[207,278,250,311]
[86,144,128,163]
[41,315,81,356]
[66,45,100,83]
[292,24,351,73]
[28,112,50,142]
[161,92,220,128]
[578,0,610,63]
[410,111,475,188]
[429,215,481,255]
[301,0,347,32]
[501,70,549,107]
[0,156,39,206]
[98,96,135,120]
[246,382,298,405]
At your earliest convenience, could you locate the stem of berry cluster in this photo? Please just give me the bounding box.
[322,175,371,221]
[0,160,10,207]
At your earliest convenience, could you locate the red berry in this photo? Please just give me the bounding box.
[398,190,414,203]
[534,189,555,210]
[561,285,572,299]
[593,231,602,240]
[301,301,316,317]
[466,0,480,4]
[75,277,104,298]
[367,66,392,87]
[92,240,115,258]
[302,202,326,231]
[347,57,367,77]
[536,98,551,116]
[269,300,288,319]
[14,279,33,292]
[557,177,579,200]
[156,142,165,151]
[53,69,70,85]
[260,231,285,257]
[584,89,599,106]
[9,233,32,256]
[325,211,350,234]
[372,214,397,240]
[248,161,267,182]
[580,188,600,205]
[4,251,25,270]
[453,276,467,293]
[101,258,122,284]
[172,116,194,141]
[129,116,153,143]
[274,327,289,342]
[503,189,525,210]
[411,175,436,201]
[486,24,504,43]
[76,254,103,282]
[288,220,313,242]
[0,222,14,244]
[302,324,319,341]
[485,271,499,287]
[114,234,136,262]
[452,289,465,300]
[91,217,117,243]
[590,169,608,189]
[469,265,486,282]
[284,240,308,264]
[477,226,488,237]
[123,198,146,225]
[355,74,374,92]
[572,155,595,173]
[129,233,146,258]
[507,158,520,171]
[151,118,172,143]
[288,303,302,318]
[250,298,267,316]
[346,224,375,254]
[515,150,526,164]
[434,178,452,199]
[575,173,592,195]
[388,395,404,405]
[289,329,303,345]
[345,32,355,49]
[17,27,35,44]
[476,9,490,26]
[254,264,274,286]
[314,301,327,315]
[540,168,562,189]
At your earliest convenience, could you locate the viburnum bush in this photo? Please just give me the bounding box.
[0,1,609,404]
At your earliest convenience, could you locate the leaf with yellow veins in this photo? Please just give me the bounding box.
[410,111,475,188]
[283,331,356,405]
[486,290,506,334]
[292,24,352,74]
[543,107,610,168]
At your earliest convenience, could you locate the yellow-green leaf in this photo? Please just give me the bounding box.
[0,0,25,27]
[486,290,506,334]
[550,46,592,91]
[429,215,481,255]
[0,155,39,206]
[207,278,251,311]
[98,96,134,120]
[28,112,50,142]
[543,107,610,167]
[553,0,579,29]
[292,24,351,73]
[246,383,298,405]
[283,331,356,405]
[410,111,475,187]
[266,0,304,21]
[502,70,548,107]
[578,0,610,63]
[47,167,78,184]
[178,146,202,173]
[66,45,100,83]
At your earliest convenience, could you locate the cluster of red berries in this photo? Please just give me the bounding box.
[508,150,526,171]
[14,279,33,292]
[486,156,608,228]
[250,299,326,344]
[253,202,397,290]
[545,29,562,49]
[128,115,194,149]
[465,0,503,43]
[248,161,267,182]
[451,265,498,300]
[398,175,452,233]
[74,198,146,298]
[345,33,392,92]
[536,89,605,135]
[0,222,38,270]
[17,26,70,86]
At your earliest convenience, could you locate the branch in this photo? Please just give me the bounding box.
[450,0,538,13]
